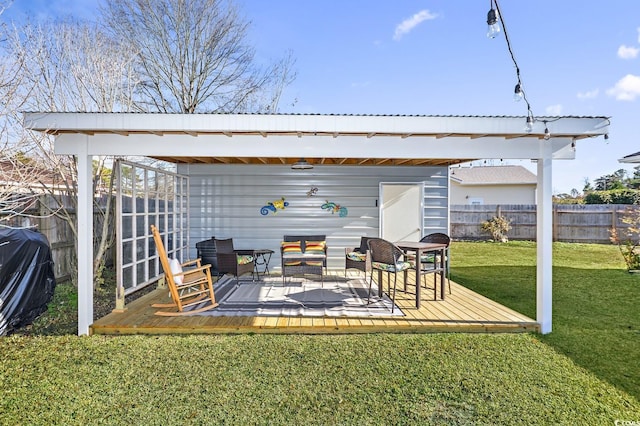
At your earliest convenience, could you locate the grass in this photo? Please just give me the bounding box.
[450,241,640,401]
[1,334,639,424]
[1,241,639,424]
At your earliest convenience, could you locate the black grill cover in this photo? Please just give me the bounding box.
[0,228,56,335]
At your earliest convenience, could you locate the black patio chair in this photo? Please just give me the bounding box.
[366,238,411,313]
[345,236,372,279]
[416,232,451,294]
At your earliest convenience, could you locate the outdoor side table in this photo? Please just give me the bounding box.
[252,249,274,279]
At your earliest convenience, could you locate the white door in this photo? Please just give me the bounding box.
[380,183,422,242]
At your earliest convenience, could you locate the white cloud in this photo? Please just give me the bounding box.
[545,104,563,115]
[606,74,640,101]
[577,89,599,100]
[617,44,639,59]
[393,10,438,41]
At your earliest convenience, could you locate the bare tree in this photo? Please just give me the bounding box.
[0,2,46,228]
[4,19,139,286]
[2,1,296,288]
[0,156,59,227]
[12,19,139,112]
[101,0,296,113]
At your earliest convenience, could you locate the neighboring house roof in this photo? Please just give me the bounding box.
[450,165,537,185]
[0,160,69,192]
[619,151,640,164]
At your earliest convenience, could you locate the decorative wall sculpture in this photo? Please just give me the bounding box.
[321,200,348,217]
[260,197,289,215]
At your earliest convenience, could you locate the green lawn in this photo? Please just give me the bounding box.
[1,241,639,424]
[451,241,640,401]
[1,333,639,425]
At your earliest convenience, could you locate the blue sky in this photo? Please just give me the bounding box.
[4,0,639,194]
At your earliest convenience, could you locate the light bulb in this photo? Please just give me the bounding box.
[514,83,523,102]
[487,9,500,39]
[525,115,534,133]
[544,127,550,140]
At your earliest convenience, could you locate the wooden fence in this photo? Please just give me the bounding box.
[451,204,638,243]
[1,195,113,281]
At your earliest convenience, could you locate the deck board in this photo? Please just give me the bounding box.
[91,271,539,335]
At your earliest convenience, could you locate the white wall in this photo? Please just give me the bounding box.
[450,183,536,205]
[181,164,449,269]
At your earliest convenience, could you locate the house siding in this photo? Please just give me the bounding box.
[450,182,536,205]
[180,164,449,269]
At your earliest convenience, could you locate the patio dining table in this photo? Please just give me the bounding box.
[395,241,447,308]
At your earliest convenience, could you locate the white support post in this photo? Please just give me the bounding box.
[77,141,94,335]
[536,150,553,334]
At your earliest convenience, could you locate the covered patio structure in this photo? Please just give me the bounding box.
[24,112,610,335]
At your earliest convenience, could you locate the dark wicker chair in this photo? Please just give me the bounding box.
[214,238,255,280]
[345,236,372,279]
[417,233,451,294]
[195,237,218,276]
[367,238,411,313]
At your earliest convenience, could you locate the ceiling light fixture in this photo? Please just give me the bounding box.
[291,158,313,170]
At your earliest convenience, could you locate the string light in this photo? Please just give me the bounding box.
[525,114,534,133]
[543,121,551,140]
[488,0,535,132]
[513,83,523,102]
[486,1,500,39]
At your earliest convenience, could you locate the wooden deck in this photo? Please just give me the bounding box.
[91,272,539,335]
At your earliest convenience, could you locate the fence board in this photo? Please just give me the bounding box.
[451,204,637,243]
[1,195,114,281]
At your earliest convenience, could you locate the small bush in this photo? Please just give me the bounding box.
[610,206,640,271]
[584,189,640,204]
[481,216,512,242]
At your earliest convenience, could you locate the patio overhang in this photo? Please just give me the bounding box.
[23,112,611,336]
[25,113,610,166]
